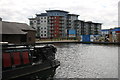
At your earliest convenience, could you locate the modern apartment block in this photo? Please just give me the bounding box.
[29,10,79,39]
[29,13,48,38]
[67,14,79,38]
[73,20,85,37]
[29,18,37,36]
[29,10,102,39]
[46,10,69,39]
[74,20,101,36]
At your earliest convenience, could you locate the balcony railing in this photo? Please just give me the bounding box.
[59,21,64,24]
[49,28,54,30]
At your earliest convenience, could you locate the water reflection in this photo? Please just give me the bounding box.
[54,43,118,78]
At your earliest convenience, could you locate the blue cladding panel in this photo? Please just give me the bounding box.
[47,12,68,16]
[101,29,109,32]
[69,29,76,34]
[68,29,76,37]
[82,35,90,42]
[112,28,120,31]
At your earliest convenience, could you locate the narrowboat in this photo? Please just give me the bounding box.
[2,43,60,80]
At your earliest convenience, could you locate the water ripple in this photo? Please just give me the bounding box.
[54,43,118,78]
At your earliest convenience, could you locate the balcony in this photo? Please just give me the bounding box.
[59,32,63,35]
[59,18,64,21]
[48,18,54,20]
[49,27,54,30]
[59,26,64,28]
[48,17,54,19]
[59,28,64,31]
[58,24,64,26]
[67,23,71,26]
[49,28,54,30]
[37,22,40,24]
[59,21,64,24]
[48,21,54,24]
[49,31,54,34]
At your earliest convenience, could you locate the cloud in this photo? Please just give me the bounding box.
[0,0,119,29]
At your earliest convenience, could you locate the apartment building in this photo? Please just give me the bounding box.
[46,10,69,39]
[74,20,101,35]
[29,18,38,36]
[67,14,79,38]
[73,20,84,37]
[36,13,48,38]
[29,10,79,39]
[67,14,79,29]
[29,13,48,38]
[29,10,101,39]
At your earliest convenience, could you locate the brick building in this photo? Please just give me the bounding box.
[1,19,36,45]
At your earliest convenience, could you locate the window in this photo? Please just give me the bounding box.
[37,27,40,30]
[41,34,43,36]
[41,31,43,33]
[30,21,33,25]
[37,20,40,22]
[44,34,46,36]
[21,35,26,42]
[44,21,46,22]
[44,17,46,19]
[41,17,43,19]
[44,31,46,33]
[41,21,43,22]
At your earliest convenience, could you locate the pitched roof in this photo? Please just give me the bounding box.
[1,21,35,34]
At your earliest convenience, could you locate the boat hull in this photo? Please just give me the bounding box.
[2,60,60,80]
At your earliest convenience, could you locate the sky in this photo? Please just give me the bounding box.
[0,0,119,29]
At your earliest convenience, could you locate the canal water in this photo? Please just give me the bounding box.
[53,43,118,78]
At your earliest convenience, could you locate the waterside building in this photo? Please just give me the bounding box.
[29,10,102,40]
[1,19,36,44]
